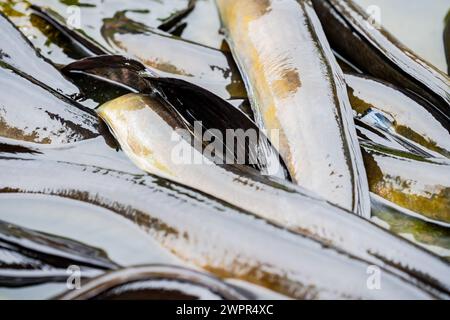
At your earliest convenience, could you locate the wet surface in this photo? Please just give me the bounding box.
[1,139,449,298]
[347,73,450,158]
[314,0,450,124]
[0,10,80,96]
[56,265,247,300]
[354,0,450,74]
[0,0,449,300]
[0,65,99,144]
[164,0,226,50]
[362,141,450,224]
[0,1,85,65]
[25,0,246,101]
[371,195,450,262]
[0,218,115,288]
[216,0,371,217]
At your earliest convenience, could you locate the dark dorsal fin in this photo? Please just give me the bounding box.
[62,55,290,179]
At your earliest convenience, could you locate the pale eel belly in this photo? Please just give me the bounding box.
[215,0,370,216]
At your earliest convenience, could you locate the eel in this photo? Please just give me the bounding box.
[29,4,247,101]
[56,265,247,300]
[215,0,370,217]
[0,64,99,144]
[347,73,450,159]
[0,139,446,299]
[0,219,116,287]
[93,94,450,297]
[312,0,450,126]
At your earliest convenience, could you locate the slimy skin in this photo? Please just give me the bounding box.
[0,67,99,144]
[313,0,450,124]
[362,141,450,225]
[1,138,448,299]
[347,74,450,159]
[96,94,450,297]
[215,0,370,217]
